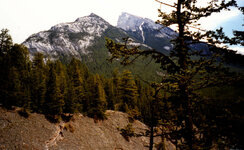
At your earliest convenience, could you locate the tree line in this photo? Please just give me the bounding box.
[0,29,158,122]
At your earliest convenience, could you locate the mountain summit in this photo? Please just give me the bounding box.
[23,13,111,59]
[117,12,177,53]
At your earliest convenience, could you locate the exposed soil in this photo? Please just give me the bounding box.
[0,107,175,150]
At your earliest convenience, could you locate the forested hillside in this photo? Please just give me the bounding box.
[0,29,158,124]
[0,0,244,148]
[0,27,243,149]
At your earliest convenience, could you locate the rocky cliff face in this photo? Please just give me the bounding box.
[117,12,177,54]
[23,13,111,60]
[0,107,175,150]
[23,12,178,61]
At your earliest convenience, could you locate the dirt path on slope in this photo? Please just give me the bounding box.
[44,121,65,150]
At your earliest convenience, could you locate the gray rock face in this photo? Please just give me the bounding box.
[117,12,177,39]
[22,12,181,61]
[23,13,111,59]
[117,12,177,53]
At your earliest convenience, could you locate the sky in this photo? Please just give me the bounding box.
[0,0,243,53]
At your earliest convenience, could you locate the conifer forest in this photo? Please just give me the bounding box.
[0,0,244,149]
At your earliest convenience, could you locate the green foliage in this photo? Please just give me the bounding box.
[0,29,153,123]
[66,58,85,113]
[86,74,107,120]
[117,70,138,112]
[44,62,64,117]
[127,108,141,122]
[106,0,243,149]
[0,28,13,53]
[30,53,46,112]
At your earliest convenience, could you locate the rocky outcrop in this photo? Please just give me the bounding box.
[0,107,175,150]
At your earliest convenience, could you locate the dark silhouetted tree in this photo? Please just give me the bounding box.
[30,53,46,112]
[106,0,242,149]
[87,74,107,120]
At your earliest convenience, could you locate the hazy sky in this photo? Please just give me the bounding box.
[0,0,243,53]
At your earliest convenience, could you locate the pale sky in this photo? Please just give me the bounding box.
[0,0,243,53]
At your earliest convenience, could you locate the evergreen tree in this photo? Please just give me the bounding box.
[0,29,12,54]
[104,79,116,110]
[55,60,67,109]
[106,0,242,149]
[66,58,84,113]
[118,70,138,112]
[87,74,107,119]
[30,53,46,112]
[44,62,64,118]
[0,29,13,106]
[112,69,121,106]
[2,44,31,109]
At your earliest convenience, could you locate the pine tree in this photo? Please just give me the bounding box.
[0,29,12,54]
[44,62,64,119]
[87,74,107,120]
[118,70,138,112]
[106,0,242,149]
[104,79,116,110]
[0,29,13,106]
[55,60,67,110]
[112,69,121,106]
[66,58,84,113]
[5,44,31,109]
[30,53,46,112]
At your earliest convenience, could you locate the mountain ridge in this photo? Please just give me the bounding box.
[23,12,177,60]
[117,12,177,53]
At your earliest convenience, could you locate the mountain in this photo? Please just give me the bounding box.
[23,13,152,60]
[23,13,164,81]
[117,12,177,54]
[23,13,113,60]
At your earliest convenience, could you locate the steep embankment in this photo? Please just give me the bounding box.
[0,107,175,150]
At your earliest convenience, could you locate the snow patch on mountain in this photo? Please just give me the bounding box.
[139,22,145,42]
[117,12,177,41]
[164,46,171,51]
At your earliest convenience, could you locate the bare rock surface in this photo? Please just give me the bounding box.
[0,107,175,150]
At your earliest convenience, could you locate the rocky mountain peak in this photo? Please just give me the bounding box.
[23,14,112,59]
[50,13,110,34]
[117,12,177,53]
[117,12,177,38]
